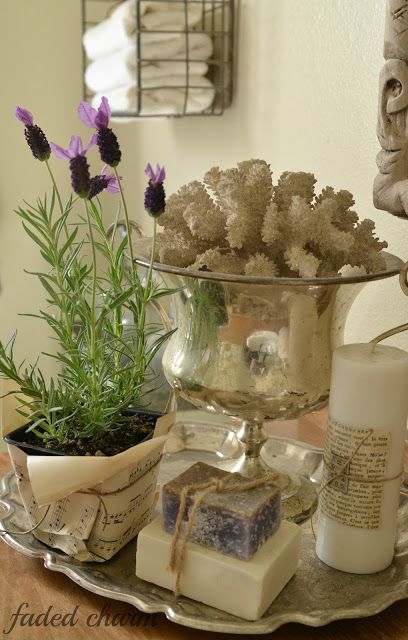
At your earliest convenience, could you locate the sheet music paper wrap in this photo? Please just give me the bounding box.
[5,413,174,562]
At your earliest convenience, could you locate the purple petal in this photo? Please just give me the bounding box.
[145,162,166,184]
[50,142,70,160]
[77,101,97,128]
[106,180,120,193]
[103,168,122,192]
[68,136,83,158]
[15,106,33,126]
[94,96,111,129]
[155,163,166,183]
[83,133,97,155]
[144,163,155,181]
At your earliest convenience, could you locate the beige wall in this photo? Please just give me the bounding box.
[0,0,83,376]
[0,0,407,392]
[117,0,408,350]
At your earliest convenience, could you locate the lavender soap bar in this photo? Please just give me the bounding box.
[162,462,281,560]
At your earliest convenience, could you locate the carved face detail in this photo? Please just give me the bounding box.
[378,59,408,151]
[389,79,403,98]
[389,0,408,36]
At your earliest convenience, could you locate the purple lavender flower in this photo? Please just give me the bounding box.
[88,165,121,200]
[144,163,166,217]
[15,106,51,161]
[77,97,121,168]
[15,107,33,125]
[50,135,96,198]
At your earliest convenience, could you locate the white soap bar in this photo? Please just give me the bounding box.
[136,516,301,621]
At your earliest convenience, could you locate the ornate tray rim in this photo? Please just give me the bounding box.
[1,430,408,635]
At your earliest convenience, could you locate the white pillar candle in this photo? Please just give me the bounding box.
[316,343,408,573]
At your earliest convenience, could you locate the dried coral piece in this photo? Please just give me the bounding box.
[236,160,273,254]
[245,254,278,277]
[261,202,281,245]
[155,161,387,278]
[347,219,387,272]
[204,161,271,251]
[274,172,316,211]
[285,247,321,278]
[179,181,226,242]
[157,191,191,236]
[157,230,200,268]
[308,199,354,256]
[207,168,250,249]
[192,248,246,274]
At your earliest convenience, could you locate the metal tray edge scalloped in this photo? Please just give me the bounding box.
[1,432,408,635]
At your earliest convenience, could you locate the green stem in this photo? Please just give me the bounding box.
[113,167,137,282]
[45,160,63,214]
[113,167,143,388]
[45,159,69,240]
[145,217,157,301]
[84,199,98,421]
[137,217,157,364]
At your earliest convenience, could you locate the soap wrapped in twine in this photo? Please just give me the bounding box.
[168,472,279,597]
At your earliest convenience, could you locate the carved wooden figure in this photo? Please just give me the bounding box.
[374,1,408,216]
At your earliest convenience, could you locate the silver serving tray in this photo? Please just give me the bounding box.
[1,420,408,635]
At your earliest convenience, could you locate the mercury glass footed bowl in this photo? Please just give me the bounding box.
[136,251,403,521]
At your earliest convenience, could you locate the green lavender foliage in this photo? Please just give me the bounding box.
[0,191,175,444]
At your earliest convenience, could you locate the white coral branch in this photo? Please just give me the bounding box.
[284,247,321,278]
[155,161,386,278]
[245,254,278,277]
[178,181,226,242]
[261,202,281,244]
[192,248,246,274]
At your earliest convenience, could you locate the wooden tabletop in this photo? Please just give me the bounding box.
[2,413,408,640]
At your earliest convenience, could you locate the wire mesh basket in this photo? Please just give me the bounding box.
[82,0,235,118]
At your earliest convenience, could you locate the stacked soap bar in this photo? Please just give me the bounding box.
[136,515,300,621]
[162,462,281,560]
[136,462,301,621]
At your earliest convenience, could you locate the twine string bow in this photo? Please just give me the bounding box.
[168,472,279,597]
[311,429,403,540]
[0,455,162,537]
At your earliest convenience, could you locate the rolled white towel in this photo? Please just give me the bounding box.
[85,34,212,93]
[84,0,203,61]
[86,56,209,93]
[142,5,203,31]
[92,76,215,116]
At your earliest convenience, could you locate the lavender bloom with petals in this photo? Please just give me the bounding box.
[50,134,97,161]
[78,97,121,167]
[88,165,121,200]
[50,134,97,198]
[15,106,51,162]
[15,107,33,126]
[144,163,166,217]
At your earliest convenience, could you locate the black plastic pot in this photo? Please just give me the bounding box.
[3,408,164,457]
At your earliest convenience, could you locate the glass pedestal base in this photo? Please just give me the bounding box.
[216,419,318,523]
[220,454,317,523]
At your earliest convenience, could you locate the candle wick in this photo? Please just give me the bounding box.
[370,341,378,354]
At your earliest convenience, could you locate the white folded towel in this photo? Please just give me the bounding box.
[85,34,212,93]
[141,6,203,31]
[86,56,208,93]
[83,0,203,61]
[92,75,215,116]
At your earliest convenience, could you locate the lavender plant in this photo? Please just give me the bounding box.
[0,99,173,450]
